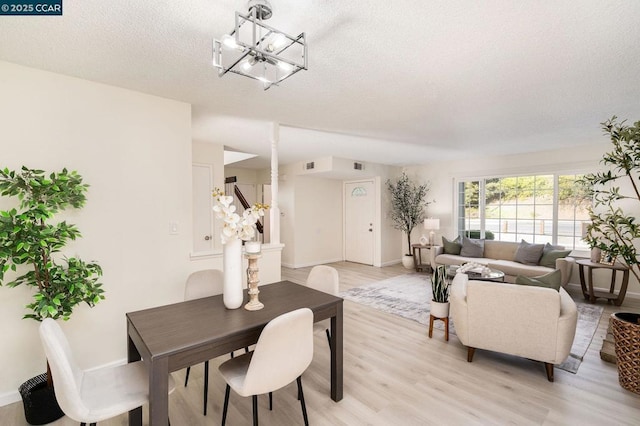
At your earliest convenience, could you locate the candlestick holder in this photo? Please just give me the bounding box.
[244,253,264,311]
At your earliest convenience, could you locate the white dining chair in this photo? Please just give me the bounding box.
[305,265,340,348]
[183,269,224,416]
[39,318,175,426]
[218,308,314,426]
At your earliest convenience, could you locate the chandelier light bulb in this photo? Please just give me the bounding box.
[241,60,253,71]
[222,34,239,50]
[277,61,293,73]
[272,33,287,49]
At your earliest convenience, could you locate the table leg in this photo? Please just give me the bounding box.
[587,267,596,303]
[578,265,588,300]
[330,303,343,402]
[148,357,169,426]
[615,269,630,306]
[610,269,617,294]
[127,334,142,426]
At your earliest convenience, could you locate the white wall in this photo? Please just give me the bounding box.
[0,61,192,402]
[405,142,640,296]
[293,176,344,267]
[0,62,283,406]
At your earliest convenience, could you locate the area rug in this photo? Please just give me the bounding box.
[340,273,604,374]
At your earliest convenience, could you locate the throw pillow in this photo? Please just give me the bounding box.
[442,236,462,255]
[459,236,484,257]
[515,269,562,291]
[514,240,545,265]
[539,248,571,268]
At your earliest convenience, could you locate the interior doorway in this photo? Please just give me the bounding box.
[344,180,375,265]
[192,163,213,252]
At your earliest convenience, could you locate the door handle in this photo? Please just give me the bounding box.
[204,235,211,241]
[368,228,373,232]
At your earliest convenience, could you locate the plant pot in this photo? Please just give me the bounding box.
[611,312,640,395]
[18,373,64,425]
[431,300,450,318]
[402,254,414,269]
[590,247,602,263]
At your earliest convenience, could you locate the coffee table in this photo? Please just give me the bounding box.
[447,265,505,282]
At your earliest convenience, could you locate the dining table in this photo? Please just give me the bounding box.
[126,280,343,426]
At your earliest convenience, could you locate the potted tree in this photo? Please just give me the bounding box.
[0,166,104,425]
[386,172,431,269]
[581,117,640,394]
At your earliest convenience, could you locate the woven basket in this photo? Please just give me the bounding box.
[611,313,640,395]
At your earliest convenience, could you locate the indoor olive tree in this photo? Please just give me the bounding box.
[581,117,640,283]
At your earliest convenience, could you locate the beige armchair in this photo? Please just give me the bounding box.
[450,273,577,381]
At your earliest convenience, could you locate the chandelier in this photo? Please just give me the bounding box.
[213,0,307,90]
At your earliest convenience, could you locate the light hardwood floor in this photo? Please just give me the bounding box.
[2,262,640,425]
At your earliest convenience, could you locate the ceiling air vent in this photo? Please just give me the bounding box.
[353,162,364,171]
[305,161,315,170]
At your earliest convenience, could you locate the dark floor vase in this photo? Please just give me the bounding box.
[18,373,64,425]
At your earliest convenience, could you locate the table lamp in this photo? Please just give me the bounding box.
[424,218,440,246]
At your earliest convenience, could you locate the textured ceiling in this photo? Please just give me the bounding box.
[1,1,639,168]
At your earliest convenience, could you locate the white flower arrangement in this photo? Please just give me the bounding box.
[212,188,268,244]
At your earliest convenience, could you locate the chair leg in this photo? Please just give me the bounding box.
[325,328,332,350]
[184,366,191,387]
[467,347,476,362]
[297,376,309,426]
[204,360,209,415]
[222,384,230,426]
[545,362,554,382]
[269,391,273,410]
[252,395,259,426]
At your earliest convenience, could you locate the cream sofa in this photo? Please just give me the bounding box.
[450,273,578,381]
[430,240,574,286]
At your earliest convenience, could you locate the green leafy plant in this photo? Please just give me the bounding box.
[431,265,449,303]
[581,117,640,284]
[386,172,432,255]
[0,166,104,321]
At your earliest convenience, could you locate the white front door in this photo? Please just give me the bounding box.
[192,164,213,252]
[345,180,375,265]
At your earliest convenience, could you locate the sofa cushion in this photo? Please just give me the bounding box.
[515,269,562,291]
[539,243,571,268]
[514,240,545,265]
[435,254,492,267]
[460,237,484,257]
[483,240,520,261]
[442,236,462,255]
[488,260,554,278]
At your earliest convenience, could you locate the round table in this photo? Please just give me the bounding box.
[576,259,630,306]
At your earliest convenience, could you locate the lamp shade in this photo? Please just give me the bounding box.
[424,218,440,230]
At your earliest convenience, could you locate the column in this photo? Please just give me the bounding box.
[270,122,280,244]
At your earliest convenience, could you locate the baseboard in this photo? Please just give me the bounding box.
[282,258,344,269]
[0,357,129,408]
[381,259,402,267]
[0,390,21,408]
[565,282,640,301]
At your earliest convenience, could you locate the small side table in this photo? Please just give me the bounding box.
[411,243,433,273]
[577,259,630,306]
[428,315,449,341]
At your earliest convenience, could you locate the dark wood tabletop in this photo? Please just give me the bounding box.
[126,280,343,426]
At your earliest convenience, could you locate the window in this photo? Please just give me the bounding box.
[456,174,590,250]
